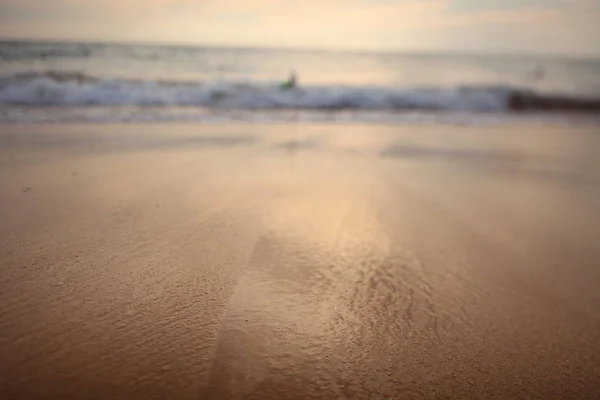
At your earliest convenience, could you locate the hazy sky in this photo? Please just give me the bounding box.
[1,0,599,56]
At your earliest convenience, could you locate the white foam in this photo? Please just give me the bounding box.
[2,106,599,126]
[0,71,515,111]
[1,71,599,124]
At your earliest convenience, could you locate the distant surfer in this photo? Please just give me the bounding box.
[532,66,545,81]
[280,70,297,90]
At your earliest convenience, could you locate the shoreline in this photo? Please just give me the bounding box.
[2,108,600,126]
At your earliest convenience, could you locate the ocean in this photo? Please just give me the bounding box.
[1,40,599,124]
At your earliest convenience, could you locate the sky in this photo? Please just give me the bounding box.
[1,0,599,56]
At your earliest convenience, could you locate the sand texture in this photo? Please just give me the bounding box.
[1,124,600,399]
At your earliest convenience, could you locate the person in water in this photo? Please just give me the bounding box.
[532,66,545,81]
[280,70,297,90]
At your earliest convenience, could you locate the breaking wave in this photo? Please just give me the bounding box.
[1,71,599,113]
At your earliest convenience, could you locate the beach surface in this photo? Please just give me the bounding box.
[1,123,599,399]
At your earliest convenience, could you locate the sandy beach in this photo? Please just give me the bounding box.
[1,123,599,399]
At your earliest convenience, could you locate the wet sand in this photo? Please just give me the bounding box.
[1,123,599,399]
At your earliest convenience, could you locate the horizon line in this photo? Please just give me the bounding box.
[1,36,599,61]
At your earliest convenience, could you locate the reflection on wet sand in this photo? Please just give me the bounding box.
[1,124,599,399]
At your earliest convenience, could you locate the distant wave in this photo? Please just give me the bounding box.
[1,71,599,113]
